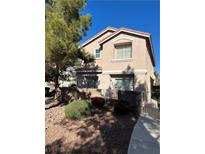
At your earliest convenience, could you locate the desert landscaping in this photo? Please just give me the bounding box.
[45,98,139,154]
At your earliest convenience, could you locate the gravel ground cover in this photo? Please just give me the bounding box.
[45,100,138,154]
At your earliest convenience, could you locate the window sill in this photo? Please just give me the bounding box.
[111,58,133,62]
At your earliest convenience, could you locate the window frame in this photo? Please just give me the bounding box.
[114,78,134,91]
[95,48,101,59]
[113,43,132,60]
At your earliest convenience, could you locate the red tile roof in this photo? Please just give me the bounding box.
[98,27,150,44]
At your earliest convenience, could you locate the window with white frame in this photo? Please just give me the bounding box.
[95,48,101,58]
[114,43,132,60]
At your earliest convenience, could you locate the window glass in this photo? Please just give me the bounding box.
[95,49,101,58]
[115,44,132,59]
[115,79,132,91]
[77,76,98,88]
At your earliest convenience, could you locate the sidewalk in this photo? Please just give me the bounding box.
[128,115,160,154]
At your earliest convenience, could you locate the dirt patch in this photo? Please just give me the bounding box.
[45,101,139,154]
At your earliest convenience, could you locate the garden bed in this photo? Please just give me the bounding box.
[45,99,139,154]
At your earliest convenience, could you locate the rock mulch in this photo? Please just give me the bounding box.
[45,101,139,154]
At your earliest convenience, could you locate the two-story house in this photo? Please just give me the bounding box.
[76,26,155,103]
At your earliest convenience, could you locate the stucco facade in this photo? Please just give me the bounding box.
[77,27,155,102]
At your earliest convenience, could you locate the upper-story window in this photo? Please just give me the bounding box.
[95,48,101,59]
[114,43,132,60]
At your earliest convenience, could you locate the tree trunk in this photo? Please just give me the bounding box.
[54,75,59,91]
[54,65,59,99]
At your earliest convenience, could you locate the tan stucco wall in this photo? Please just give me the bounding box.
[98,74,112,89]
[144,44,155,103]
[83,31,113,58]
[95,33,147,71]
[145,45,155,79]
[82,31,155,102]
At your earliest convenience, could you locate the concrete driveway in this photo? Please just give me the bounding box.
[128,115,160,154]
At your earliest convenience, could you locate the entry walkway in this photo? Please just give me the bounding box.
[128,115,160,154]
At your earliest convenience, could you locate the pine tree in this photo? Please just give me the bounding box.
[45,0,93,90]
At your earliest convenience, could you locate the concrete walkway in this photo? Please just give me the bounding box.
[128,115,160,154]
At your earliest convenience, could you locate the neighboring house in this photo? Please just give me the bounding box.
[76,26,155,102]
[59,67,77,87]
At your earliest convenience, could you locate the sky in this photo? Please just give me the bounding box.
[81,0,160,73]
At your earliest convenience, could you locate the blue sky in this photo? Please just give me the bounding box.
[81,0,160,73]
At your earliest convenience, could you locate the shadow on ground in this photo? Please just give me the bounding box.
[45,87,91,110]
[46,107,139,154]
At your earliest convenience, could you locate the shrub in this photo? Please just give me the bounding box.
[91,97,105,109]
[114,100,130,114]
[108,98,118,107]
[64,100,92,120]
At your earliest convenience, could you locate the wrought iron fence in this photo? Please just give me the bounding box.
[142,103,160,120]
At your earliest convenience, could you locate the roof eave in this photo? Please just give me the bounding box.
[80,27,117,48]
[147,36,155,66]
[98,29,150,45]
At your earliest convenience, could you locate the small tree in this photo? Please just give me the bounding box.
[45,0,94,90]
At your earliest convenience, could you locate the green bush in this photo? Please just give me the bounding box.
[64,100,92,120]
